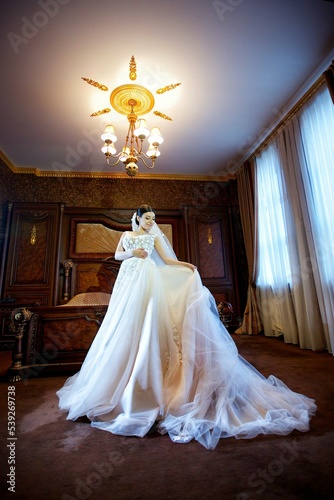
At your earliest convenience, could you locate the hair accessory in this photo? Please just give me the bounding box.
[131,212,139,231]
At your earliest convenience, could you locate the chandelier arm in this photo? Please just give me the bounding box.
[125,119,133,150]
[106,155,122,167]
[138,154,156,169]
[136,137,143,154]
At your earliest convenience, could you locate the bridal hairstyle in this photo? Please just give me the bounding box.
[132,204,177,264]
[135,204,154,225]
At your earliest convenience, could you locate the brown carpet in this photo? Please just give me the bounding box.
[0,334,333,500]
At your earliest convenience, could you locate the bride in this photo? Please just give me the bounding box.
[57,204,316,450]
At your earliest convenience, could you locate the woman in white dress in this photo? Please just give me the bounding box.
[57,204,316,450]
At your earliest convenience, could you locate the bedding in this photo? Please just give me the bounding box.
[61,292,111,306]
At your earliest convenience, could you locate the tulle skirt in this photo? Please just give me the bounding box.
[57,258,316,450]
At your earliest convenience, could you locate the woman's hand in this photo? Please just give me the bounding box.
[132,247,148,259]
[183,262,197,272]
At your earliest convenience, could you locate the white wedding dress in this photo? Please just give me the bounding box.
[57,233,316,450]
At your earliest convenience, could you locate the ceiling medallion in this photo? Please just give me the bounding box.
[110,84,155,117]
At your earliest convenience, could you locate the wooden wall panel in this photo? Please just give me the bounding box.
[185,205,240,321]
[1,203,62,305]
[197,219,226,279]
[11,215,50,284]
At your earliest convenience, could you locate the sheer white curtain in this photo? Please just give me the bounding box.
[255,83,333,352]
[255,143,300,345]
[297,85,334,351]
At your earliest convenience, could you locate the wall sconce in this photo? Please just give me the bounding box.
[30,225,36,245]
[207,227,213,244]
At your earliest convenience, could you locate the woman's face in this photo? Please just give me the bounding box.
[138,211,155,232]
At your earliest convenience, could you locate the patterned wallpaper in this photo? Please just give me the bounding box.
[1,163,237,208]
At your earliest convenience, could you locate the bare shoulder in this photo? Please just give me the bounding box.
[153,233,163,246]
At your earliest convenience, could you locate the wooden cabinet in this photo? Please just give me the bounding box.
[0,202,63,347]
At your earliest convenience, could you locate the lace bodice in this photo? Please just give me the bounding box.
[122,233,156,256]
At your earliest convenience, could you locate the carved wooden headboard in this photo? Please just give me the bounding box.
[69,217,174,259]
[60,211,176,304]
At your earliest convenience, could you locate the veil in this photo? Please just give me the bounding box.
[131,212,177,267]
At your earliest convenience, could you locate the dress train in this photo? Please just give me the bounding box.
[57,234,316,450]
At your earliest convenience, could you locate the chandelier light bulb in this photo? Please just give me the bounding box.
[101,124,117,143]
[148,127,163,146]
[146,144,161,158]
[134,119,150,140]
[101,143,116,156]
[119,147,130,162]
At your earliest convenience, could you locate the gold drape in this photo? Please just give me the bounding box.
[235,161,263,335]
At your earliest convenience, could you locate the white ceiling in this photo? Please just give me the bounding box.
[1,0,334,179]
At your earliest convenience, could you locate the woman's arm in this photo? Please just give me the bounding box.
[114,232,148,261]
[154,235,196,272]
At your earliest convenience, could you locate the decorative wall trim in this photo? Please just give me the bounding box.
[0,150,236,183]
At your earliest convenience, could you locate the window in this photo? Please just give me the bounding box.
[255,143,292,288]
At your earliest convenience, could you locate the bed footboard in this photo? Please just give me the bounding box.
[8,305,107,381]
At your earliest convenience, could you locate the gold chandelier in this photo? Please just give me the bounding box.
[82,56,181,177]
